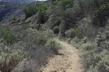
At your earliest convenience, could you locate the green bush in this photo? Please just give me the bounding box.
[23,5,37,18]
[23,4,48,18]
[0,27,16,45]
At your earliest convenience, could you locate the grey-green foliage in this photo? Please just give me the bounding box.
[84,31,109,72]
[84,51,109,72]
[95,32,109,50]
[23,28,54,46]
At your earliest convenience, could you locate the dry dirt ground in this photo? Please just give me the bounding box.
[41,39,84,72]
[12,39,84,72]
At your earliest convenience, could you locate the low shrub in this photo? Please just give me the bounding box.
[0,27,16,45]
[45,39,61,55]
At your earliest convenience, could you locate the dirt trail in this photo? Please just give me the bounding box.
[41,39,84,72]
[12,39,84,72]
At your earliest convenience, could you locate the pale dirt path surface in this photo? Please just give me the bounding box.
[41,39,84,72]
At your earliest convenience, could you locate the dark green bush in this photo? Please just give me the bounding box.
[23,4,48,18]
[0,27,16,45]
[23,5,37,18]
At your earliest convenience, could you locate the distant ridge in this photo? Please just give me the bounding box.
[0,0,36,5]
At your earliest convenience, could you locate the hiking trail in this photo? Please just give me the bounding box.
[12,39,84,72]
[41,39,84,72]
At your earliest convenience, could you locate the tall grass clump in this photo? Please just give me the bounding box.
[45,39,61,55]
[0,50,25,72]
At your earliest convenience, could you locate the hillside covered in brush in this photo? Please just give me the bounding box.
[0,0,109,72]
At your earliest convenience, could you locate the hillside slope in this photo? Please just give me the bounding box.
[0,0,109,72]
